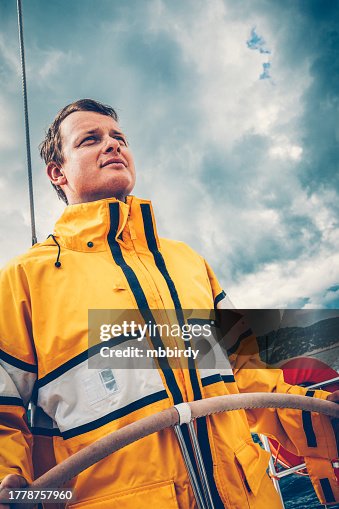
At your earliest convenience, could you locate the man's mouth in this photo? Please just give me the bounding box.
[101,158,127,168]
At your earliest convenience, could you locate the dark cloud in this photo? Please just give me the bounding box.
[299,33,339,191]
[199,133,270,198]
[243,0,339,191]
[1,0,338,307]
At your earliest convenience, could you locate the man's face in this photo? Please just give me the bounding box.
[52,111,136,204]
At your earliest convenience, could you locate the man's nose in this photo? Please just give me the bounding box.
[104,136,120,153]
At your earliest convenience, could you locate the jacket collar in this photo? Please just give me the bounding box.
[53,196,160,252]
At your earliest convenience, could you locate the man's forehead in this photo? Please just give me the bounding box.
[61,111,121,139]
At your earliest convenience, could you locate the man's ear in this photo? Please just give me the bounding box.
[46,162,67,186]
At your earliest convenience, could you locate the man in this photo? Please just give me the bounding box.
[0,99,338,508]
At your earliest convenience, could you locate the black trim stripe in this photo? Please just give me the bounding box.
[0,349,37,373]
[227,328,253,356]
[35,333,142,390]
[62,390,168,440]
[201,374,223,387]
[195,418,224,508]
[201,374,235,387]
[36,350,88,389]
[107,204,204,488]
[108,202,183,405]
[141,203,224,509]
[302,390,317,447]
[141,204,199,391]
[109,203,201,489]
[0,396,24,406]
[319,478,335,504]
[141,204,184,323]
[30,427,61,437]
[31,384,39,405]
[214,290,226,307]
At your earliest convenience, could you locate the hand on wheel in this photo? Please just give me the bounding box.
[327,391,339,403]
[0,474,28,509]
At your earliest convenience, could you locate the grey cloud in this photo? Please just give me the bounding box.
[1,0,338,309]
[238,0,339,192]
[0,210,32,266]
[327,284,339,293]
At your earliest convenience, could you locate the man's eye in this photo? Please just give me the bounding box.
[114,136,127,146]
[81,136,97,144]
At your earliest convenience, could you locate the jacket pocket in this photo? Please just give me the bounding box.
[234,439,270,497]
[67,480,179,509]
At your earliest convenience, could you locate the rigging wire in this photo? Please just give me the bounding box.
[16,0,37,245]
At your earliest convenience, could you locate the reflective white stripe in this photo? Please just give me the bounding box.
[195,325,233,372]
[0,364,20,399]
[199,367,234,380]
[37,356,167,433]
[0,359,36,405]
[216,294,236,310]
[174,403,192,425]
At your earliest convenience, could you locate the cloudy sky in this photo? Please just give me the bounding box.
[0,0,338,308]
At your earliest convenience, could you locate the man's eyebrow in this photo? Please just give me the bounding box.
[74,128,126,144]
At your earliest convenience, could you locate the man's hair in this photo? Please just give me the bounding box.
[39,98,119,204]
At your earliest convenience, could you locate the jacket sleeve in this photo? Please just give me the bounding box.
[204,259,339,504]
[230,330,339,505]
[0,260,36,483]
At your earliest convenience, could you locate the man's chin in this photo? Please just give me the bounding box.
[105,174,135,201]
[86,186,135,203]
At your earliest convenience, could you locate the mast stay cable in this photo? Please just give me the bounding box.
[16,0,37,245]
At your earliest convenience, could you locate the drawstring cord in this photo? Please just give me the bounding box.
[47,234,61,268]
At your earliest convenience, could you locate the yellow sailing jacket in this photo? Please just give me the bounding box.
[0,196,338,508]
